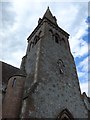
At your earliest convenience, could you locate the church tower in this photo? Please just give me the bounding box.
[20,7,88,118]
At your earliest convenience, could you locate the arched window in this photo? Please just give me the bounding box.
[61,38,65,46]
[49,29,53,35]
[54,33,60,44]
[38,30,42,36]
[49,29,54,41]
[57,109,74,120]
[12,78,16,87]
[55,35,59,43]
[30,41,34,48]
[34,35,40,45]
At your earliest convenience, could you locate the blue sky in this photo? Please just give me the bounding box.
[0,0,89,96]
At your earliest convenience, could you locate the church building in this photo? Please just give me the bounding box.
[2,7,90,119]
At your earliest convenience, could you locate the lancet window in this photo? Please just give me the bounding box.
[54,33,60,44]
[12,78,16,87]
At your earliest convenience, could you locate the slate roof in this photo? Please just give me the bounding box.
[1,61,20,85]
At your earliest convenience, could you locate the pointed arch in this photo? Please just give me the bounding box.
[61,38,66,47]
[54,33,60,44]
[34,35,40,45]
[38,30,42,37]
[49,29,54,40]
[57,109,74,120]
[49,29,53,34]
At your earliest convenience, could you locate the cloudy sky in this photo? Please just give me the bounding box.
[0,0,90,96]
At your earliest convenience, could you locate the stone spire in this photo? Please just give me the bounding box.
[43,7,53,18]
[43,6,57,24]
[38,7,57,25]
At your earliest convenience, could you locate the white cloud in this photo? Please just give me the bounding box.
[77,56,88,96]
[4,49,25,68]
[70,38,88,58]
[77,71,86,78]
[69,18,88,58]
[78,57,88,72]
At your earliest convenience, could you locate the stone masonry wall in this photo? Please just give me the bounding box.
[20,20,88,118]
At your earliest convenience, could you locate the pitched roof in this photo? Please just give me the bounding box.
[1,61,20,85]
